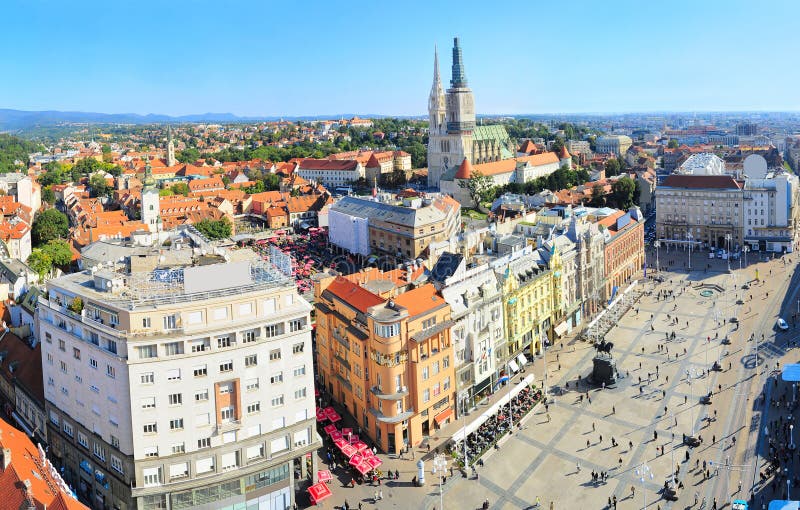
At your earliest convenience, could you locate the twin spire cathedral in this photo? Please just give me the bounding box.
[427,38,511,188]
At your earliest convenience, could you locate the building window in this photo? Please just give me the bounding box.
[77,431,88,448]
[247,402,261,414]
[219,361,233,372]
[45,332,51,343]
[193,365,207,377]
[191,339,210,352]
[269,349,281,361]
[195,389,209,402]
[217,336,232,348]
[246,378,260,391]
[293,365,306,377]
[271,395,285,407]
[168,393,182,406]
[93,442,106,461]
[169,418,184,430]
[219,382,233,394]
[292,342,304,354]
[289,318,305,332]
[143,446,158,457]
[89,358,98,369]
[63,422,74,437]
[220,407,234,422]
[143,467,161,487]
[142,317,151,328]
[60,361,68,373]
[111,456,124,474]
[422,367,429,380]
[294,387,307,400]
[143,423,157,434]
[141,372,154,384]
[166,369,181,381]
[197,438,211,449]
[245,354,258,367]
[423,389,430,403]
[138,345,157,359]
[106,364,115,378]
[141,397,156,409]
[46,353,53,365]
[163,315,177,329]
[265,323,284,337]
[270,372,283,384]
[164,341,184,356]
[58,339,65,351]
[73,347,81,360]
[443,356,450,369]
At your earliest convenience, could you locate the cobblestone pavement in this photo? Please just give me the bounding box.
[309,249,800,510]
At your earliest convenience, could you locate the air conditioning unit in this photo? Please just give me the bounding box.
[401,386,407,392]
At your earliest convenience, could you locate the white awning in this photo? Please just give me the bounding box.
[517,353,528,367]
[508,360,520,373]
[11,412,34,436]
[554,322,569,336]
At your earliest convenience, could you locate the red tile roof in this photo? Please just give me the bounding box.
[454,158,474,179]
[299,159,359,171]
[392,284,445,317]
[324,278,384,313]
[0,416,88,510]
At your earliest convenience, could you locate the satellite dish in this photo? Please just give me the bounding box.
[106,281,112,288]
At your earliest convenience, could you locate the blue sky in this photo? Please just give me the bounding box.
[3,0,800,116]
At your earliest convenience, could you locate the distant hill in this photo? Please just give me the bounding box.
[0,109,412,130]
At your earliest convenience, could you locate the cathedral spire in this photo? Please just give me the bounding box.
[429,46,444,107]
[166,124,176,167]
[450,37,467,88]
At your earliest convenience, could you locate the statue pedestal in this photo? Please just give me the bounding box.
[590,355,617,386]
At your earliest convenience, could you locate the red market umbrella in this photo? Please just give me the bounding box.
[353,440,369,452]
[316,409,327,422]
[333,438,347,448]
[308,482,332,504]
[317,470,333,483]
[366,456,383,470]
[323,424,337,435]
[327,411,342,423]
[360,449,374,459]
[341,444,358,458]
[341,427,353,437]
[330,430,343,441]
[354,461,372,475]
[349,454,363,467]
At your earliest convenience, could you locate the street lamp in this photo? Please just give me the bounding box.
[791,424,796,450]
[635,462,653,510]
[687,232,694,270]
[743,245,749,267]
[654,240,661,274]
[433,453,448,510]
[725,234,732,272]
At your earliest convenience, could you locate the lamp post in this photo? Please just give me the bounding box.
[791,424,796,450]
[743,245,749,267]
[654,240,661,274]
[686,369,697,437]
[636,462,653,510]
[433,453,448,510]
[726,233,732,272]
[687,232,694,270]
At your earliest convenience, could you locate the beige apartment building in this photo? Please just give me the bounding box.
[656,174,744,249]
[38,252,320,510]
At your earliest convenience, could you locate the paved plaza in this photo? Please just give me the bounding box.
[312,248,800,510]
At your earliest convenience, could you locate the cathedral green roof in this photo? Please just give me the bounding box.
[472,124,510,143]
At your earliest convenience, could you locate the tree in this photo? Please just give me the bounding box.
[159,188,175,197]
[550,138,565,155]
[32,209,69,246]
[610,176,636,210]
[41,186,56,205]
[459,169,495,209]
[170,182,190,196]
[667,139,679,149]
[27,249,52,279]
[194,218,232,240]
[604,158,621,177]
[89,174,111,198]
[42,239,73,267]
[177,148,201,163]
[589,182,606,207]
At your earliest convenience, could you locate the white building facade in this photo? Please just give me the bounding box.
[38,259,320,510]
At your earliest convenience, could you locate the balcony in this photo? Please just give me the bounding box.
[369,385,409,401]
[215,419,241,434]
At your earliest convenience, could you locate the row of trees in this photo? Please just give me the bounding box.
[0,134,43,173]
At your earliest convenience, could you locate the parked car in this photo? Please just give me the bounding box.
[777,318,789,330]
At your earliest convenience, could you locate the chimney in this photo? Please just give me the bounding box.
[1,447,10,470]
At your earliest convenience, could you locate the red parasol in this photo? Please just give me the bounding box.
[333,438,347,448]
[308,482,332,504]
[323,424,337,435]
[353,440,369,452]
[316,408,327,422]
[341,444,358,458]
[354,461,372,475]
[342,427,353,437]
[330,430,343,441]
[366,456,383,470]
[317,469,332,483]
[327,411,342,423]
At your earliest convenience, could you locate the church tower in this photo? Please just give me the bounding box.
[166,125,176,167]
[427,38,476,189]
[141,158,161,233]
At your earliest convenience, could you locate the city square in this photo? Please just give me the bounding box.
[313,247,800,510]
